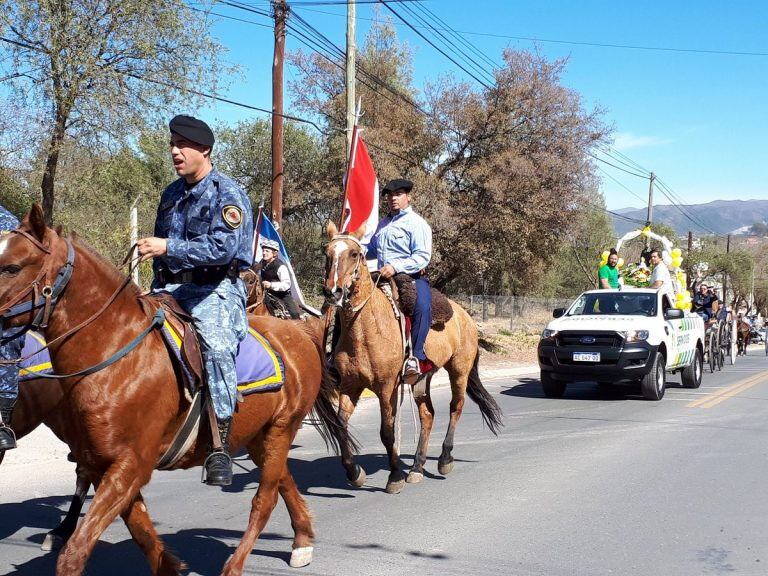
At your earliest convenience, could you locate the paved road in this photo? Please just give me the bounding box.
[2,347,768,575]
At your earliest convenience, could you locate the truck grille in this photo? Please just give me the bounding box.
[557,331,622,348]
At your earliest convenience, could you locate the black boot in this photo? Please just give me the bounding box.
[204,418,233,487]
[0,397,17,451]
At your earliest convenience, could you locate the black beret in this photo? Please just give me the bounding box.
[169,114,215,147]
[382,179,413,194]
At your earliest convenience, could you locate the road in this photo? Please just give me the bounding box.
[2,347,768,575]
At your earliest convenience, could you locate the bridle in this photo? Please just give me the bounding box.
[325,234,380,314]
[0,229,75,334]
[0,230,165,379]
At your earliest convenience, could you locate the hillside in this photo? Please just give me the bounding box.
[612,199,768,237]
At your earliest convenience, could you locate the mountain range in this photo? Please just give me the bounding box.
[611,199,768,237]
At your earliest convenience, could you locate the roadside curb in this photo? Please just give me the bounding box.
[360,363,538,398]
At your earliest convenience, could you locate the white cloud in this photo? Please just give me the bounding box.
[613,132,667,151]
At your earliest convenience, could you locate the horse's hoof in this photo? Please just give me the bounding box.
[41,533,64,551]
[406,471,424,484]
[385,478,405,494]
[438,460,454,475]
[347,465,366,488]
[289,546,314,568]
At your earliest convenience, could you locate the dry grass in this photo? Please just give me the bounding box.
[475,309,552,366]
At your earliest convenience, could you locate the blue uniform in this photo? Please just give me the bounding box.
[368,206,433,361]
[152,168,253,421]
[0,206,24,402]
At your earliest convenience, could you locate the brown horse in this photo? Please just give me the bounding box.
[322,223,502,494]
[0,205,348,575]
[737,318,751,356]
[3,377,91,552]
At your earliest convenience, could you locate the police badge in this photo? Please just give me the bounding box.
[222,206,243,230]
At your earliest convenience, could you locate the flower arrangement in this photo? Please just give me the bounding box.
[621,262,651,287]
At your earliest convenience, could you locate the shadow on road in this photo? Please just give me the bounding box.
[2,526,299,576]
[499,377,668,401]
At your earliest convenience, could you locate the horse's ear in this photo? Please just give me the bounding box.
[23,203,47,241]
[325,220,338,240]
[351,224,366,241]
[54,225,63,236]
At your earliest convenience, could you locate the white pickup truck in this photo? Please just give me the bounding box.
[537,288,705,400]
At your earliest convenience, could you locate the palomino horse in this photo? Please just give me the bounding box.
[0,205,348,575]
[322,223,502,494]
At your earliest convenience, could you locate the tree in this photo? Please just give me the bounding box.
[544,191,616,297]
[289,17,609,295]
[0,0,227,224]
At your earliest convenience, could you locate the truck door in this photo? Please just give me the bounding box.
[662,294,681,368]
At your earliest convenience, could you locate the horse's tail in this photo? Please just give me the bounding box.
[297,319,359,455]
[466,351,503,435]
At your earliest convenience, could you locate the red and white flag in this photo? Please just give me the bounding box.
[343,130,379,246]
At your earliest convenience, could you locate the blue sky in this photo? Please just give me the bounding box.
[194,0,768,211]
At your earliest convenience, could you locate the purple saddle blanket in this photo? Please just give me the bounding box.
[19,327,284,395]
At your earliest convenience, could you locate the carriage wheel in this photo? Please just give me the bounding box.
[708,330,718,373]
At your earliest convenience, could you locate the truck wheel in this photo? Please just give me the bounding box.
[641,353,666,400]
[541,372,566,398]
[681,348,702,389]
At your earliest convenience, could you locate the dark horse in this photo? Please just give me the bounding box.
[737,318,751,356]
[322,223,503,494]
[0,205,348,575]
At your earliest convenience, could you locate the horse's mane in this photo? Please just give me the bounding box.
[69,233,142,298]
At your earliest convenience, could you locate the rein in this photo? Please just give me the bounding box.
[0,235,160,379]
[327,233,381,314]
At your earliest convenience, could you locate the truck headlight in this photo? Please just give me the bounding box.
[541,329,559,341]
[623,330,649,343]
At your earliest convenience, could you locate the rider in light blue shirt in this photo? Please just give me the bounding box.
[367,179,433,384]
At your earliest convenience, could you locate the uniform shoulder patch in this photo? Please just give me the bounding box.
[222,205,243,230]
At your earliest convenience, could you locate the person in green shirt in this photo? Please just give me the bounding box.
[599,249,620,289]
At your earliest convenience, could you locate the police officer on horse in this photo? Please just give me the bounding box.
[0,205,25,452]
[137,115,253,486]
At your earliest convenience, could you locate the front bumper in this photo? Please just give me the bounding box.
[538,332,658,383]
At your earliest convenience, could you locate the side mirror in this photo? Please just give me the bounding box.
[664,308,684,320]
[553,307,566,318]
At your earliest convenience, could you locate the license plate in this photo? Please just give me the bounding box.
[573,352,600,362]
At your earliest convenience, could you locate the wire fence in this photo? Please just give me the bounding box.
[453,294,574,327]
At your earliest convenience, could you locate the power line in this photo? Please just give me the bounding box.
[395,1,495,85]
[287,5,768,58]
[597,166,647,205]
[378,1,493,89]
[588,152,650,179]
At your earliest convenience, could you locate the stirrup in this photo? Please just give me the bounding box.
[201,450,233,486]
[0,423,17,451]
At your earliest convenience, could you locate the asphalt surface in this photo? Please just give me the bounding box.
[2,346,768,575]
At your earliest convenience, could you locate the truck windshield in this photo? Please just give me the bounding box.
[567,292,657,317]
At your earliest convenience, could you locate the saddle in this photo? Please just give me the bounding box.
[390,273,454,328]
[138,292,205,396]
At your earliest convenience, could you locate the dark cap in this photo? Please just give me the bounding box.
[169,115,215,147]
[382,178,414,194]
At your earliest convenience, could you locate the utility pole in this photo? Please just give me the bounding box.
[271,0,289,228]
[645,172,655,250]
[346,0,357,158]
[687,231,693,290]
[723,234,731,305]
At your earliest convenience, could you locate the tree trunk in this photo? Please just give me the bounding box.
[40,113,67,226]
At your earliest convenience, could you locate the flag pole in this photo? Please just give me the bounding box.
[252,203,264,266]
[338,98,362,230]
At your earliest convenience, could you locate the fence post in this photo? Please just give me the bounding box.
[469,295,474,314]
[482,294,488,322]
